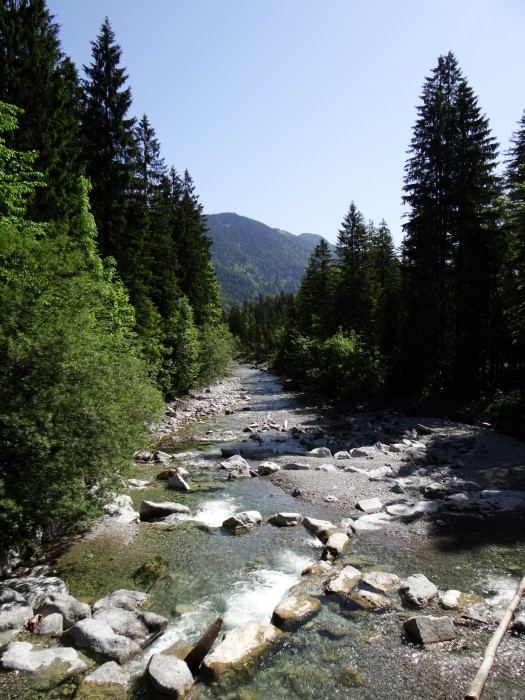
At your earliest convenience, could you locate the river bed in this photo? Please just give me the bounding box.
[17,367,525,698]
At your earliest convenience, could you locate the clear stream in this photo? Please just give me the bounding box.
[10,367,525,699]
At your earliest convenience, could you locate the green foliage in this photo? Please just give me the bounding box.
[484,390,525,439]
[161,297,201,397]
[197,322,235,386]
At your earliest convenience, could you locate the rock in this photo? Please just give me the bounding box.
[128,479,149,489]
[399,574,438,607]
[168,472,191,491]
[267,512,303,527]
[258,461,281,475]
[184,616,223,675]
[302,517,337,543]
[512,611,525,633]
[222,511,262,531]
[201,620,283,679]
[92,589,149,613]
[0,598,33,632]
[421,482,451,499]
[368,466,394,481]
[301,561,333,576]
[93,607,168,646]
[0,576,67,607]
[307,447,332,458]
[403,615,456,644]
[139,500,191,521]
[334,451,351,460]
[64,618,142,664]
[219,454,250,476]
[362,571,401,593]
[324,566,362,595]
[351,589,394,609]
[282,462,311,470]
[81,660,131,689]
[440,590,485,611]
[416,424,434,435]
[36,593,91,630]
[386,500,440,517]
[1,640,87,674]
[156,468,179,481]
[220,447,240,458]
[322,532,350,560]
[147,654,194,698]
[271,594,321,628]
[350,448,369,458]
[154,451,174,463]
[34,612,63,636]
[351,513,393,531]
[356,497,383,513]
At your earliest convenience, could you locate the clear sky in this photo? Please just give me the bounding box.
[47,0,525,245]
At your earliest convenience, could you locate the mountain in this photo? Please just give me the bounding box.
[205,212,329,308]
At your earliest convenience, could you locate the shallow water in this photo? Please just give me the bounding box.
[13,367,525,699]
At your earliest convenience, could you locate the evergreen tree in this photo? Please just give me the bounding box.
[334,201,373,337]
[80,16,136,261]
[0,0,83,222]
[401,52,499,394]
[296,238,333,337]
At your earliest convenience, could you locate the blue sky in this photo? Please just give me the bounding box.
[47,0,525,245]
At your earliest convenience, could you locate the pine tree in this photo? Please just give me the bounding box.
[0,0,83,222]
[80,16,136,261]
[401,52,499,394]
[334,201,372,337]
[296,238,333,337]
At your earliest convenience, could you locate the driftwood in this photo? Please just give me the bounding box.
[465,573,525,700]
[184,616,223,676]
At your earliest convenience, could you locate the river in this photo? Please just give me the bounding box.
[38,367,525,698]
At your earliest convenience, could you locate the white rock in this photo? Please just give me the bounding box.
[356,497,383,513]
[400,574,438,607]
[325,565,362,594]
[147,653,194,697]
[1,640,87,674]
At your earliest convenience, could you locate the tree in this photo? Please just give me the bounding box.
[333,201,373,337]
[296,238,334,337]
[80,16,136,261]
[401,52,499,394]
[0,0,83,222]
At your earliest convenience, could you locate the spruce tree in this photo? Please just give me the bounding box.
[401,52,499,394]
[0,0,83,222]
[296,238,333,337]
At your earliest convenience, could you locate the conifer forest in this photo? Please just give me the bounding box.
[1,0,524,549]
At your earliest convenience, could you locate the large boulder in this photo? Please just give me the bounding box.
[36,593,91,630]
[201,620,283,679]
[0,595,33,633]
[93,607,168,647]
[258,461,281,476]
[0,576,67,607]
[267,512,303,527]
[307,447,332,458]
[399,574,438,607]
[322,532,350,560]
[222,511,262,531]
[78,660,131,692]
[92,589,149,613]
[147,654,194,698]
[139,501,191,521]
[219,455,251,478]
[271,594,321,628]
[168,472,191,491]
[404,615,456,644]
[34,613,63,636]
[1,640,87,675]
[362,571,401,594]
[302,517,337,543]
[64,618,142,664]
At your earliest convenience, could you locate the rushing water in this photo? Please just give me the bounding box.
[24,367,525,698]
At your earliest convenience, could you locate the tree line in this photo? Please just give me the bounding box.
[0,0,232,547]
[228,52,525,436]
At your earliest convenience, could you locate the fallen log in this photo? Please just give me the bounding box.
[465,573,525,700]
[184,616,223,676]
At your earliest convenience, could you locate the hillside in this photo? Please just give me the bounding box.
[205,212,328,307]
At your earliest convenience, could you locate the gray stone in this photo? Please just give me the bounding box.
[421,482,451,499]
[351,589,394,609]
[34,613,63,636]
[362,571,401,593]
[272,594,321,627]
[324,566,362,595]
[386,500,440,517]
[36,593,91,630]
[351,513,393,531]
[82,660,131,688]
[1,576,67,607]
[64,618,142,664]
[0,599,33,632]
[139,500,191,520]
[1,640,87,674]
[201,620,283,679]
[334,451,351,460]
[268,512,303,527]
[322,532,350,560]
[154,451,174,463]
[307,447,332,458]
[147,654,194,697]
[258,461,281,475]
[220,447,240,458]
[219,454,250,476]
[168,473,191,491]
[92,589,149,613]
[302,516,337,542]
[356,497,383,513]
[93,607,168,646]
[368,466,394,481]
[404,615,456,644]
[282,462,311,470]
[400,574,438,607]
[301,561,333,576]
[512,611,525,633]
[222,511,262,531]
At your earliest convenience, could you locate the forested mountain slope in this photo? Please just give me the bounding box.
[206,212,331,307]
